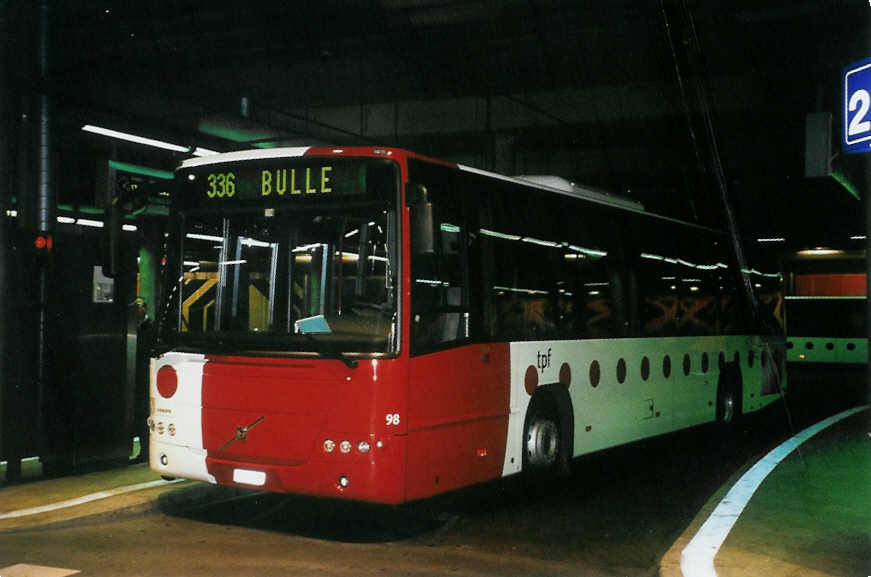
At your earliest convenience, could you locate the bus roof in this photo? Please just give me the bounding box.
[179,146,643,209]
[178,146,312,169]
[459,167,645,213]
[177,146,723,233]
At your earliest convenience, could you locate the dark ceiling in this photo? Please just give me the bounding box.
[3,0,868,250]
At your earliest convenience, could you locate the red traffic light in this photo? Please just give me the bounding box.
[34,235,53,251]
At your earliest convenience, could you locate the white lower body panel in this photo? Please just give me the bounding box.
[501,335,785,477]
[149,351,216,484]
[150,440,216,484]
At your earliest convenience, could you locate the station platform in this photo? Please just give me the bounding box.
[661,404,870,577]
[0,462,195,532]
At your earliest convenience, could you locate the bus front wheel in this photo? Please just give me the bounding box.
[526,413,560,468]
[522,394,567,479]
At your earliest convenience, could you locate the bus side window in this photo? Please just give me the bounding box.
[743,245,784,334]
[630,218,736,338]
[630,216,681,337]
[482,186,559,341]
[556,199,621,339]
[409,161,468,354]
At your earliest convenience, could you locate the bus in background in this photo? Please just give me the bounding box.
[783,249,867,365]
[147,146,785,504]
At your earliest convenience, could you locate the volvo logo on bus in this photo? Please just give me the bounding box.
[219,415,266,452]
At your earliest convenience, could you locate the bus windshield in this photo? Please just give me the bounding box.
[161,158,399,355]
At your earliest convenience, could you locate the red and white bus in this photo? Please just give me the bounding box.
[783,250,867,365]
[148,146,786,504]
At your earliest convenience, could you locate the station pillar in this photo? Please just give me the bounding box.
[0,0,10,482]
[866,13,871,403]
[866,134,870,403]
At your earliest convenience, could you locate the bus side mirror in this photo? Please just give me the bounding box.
[408,183,435,255]
[102,196,122,278]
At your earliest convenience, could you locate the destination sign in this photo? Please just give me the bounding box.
[184,162,368,202]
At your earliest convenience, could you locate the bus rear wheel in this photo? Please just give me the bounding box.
[717,366,742,425]
[719,391,736,423]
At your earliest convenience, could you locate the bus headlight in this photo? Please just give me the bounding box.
[339,440,352,454]
[323,439,336,453]
[357,441,370,454]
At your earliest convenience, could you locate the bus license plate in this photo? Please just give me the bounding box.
[233,468,266,486]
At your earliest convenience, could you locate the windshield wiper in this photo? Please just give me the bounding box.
[299,332,359,369]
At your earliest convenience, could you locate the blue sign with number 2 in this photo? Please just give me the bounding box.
[844,56,871,154]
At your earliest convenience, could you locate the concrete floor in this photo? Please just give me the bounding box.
[0,368,866,577]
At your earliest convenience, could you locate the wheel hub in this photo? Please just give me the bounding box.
[526,418,559,467]
[722,395,735,423]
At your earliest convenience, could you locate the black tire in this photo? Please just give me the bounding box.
[716,364,743,425]
[522,394,568,483]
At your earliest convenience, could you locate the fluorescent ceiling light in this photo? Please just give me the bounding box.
[416,278,449,287]
[76,218,104,228]
[741,268,782,279]
[522,237,560,248]
[567,244,607,258]
[83,125,188,152]
[756,237,785,243]
[186,233,224,242]
[292,243,324,253]
[479,228,521,241]
[240,238,272,248]
[492,285,549,295]
[58,216,134,232]
[83,124,218,157]
[797,248,844,256]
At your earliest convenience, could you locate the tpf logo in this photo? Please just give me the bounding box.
[537,348,552,373]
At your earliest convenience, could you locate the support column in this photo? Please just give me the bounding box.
[866,14,871,403]
[490,133,516,176]
[37,0,53,234]
[0,0,9,481]
[865,150,870,403]
[33,0,53,468]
